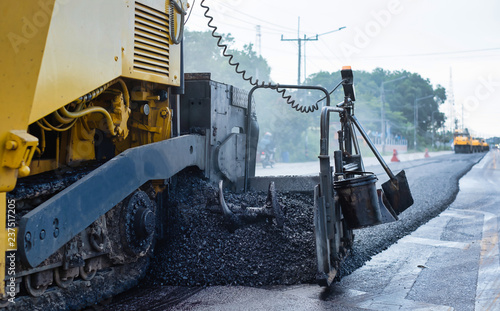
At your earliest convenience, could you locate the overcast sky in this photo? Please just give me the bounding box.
[185,0,500,138]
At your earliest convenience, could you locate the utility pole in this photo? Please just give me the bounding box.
[448,67,456,132]
[431,110,441,149]
[255,25,262,57]
[281,18,345,84]
[281,17,318,85]
[461,89,464,130]
[380,75,406,154]
[255,25,262,81]
[414,95,434,151]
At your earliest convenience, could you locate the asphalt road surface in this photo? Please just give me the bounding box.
[332,149,500,310]
[103,151,497,311]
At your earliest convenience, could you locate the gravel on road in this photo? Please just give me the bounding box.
[114,152,484,309]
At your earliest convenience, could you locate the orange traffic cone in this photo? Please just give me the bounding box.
[424,148,430,158]
[391,149,400,162]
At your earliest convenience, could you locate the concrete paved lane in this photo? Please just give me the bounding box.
[336,149,500,310]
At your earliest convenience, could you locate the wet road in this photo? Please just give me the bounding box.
[104,151,498,311]
[333,149,500,310]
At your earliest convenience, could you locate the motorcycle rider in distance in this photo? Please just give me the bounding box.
[259,132,276,168]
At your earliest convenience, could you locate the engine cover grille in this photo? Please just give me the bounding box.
[134,2,170,77]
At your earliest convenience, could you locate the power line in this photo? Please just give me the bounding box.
[310,43,340,71]
[210,1,299,33]
[303,27,345,79]
[191,11,298,39]
[355,47,500,59]
[188,15,289,36]
[318,41,344,64]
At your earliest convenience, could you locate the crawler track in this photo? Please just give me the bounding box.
[5,258,148,311]
[4,162,153,310]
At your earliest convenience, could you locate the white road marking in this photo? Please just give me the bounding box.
[418,207,500,310]
[474,211,500,311]
[338,152,500,310]
[338,213,458,309]
[340,205,500,310]
[441,209,478,220]
[352,293,454,311]
[424,207,500,311]
[400,236,471,250]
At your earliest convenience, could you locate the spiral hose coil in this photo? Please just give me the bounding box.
[200,0,320,113]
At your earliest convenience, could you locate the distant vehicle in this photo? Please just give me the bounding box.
[260,148,276,168]
[471,137,482,153]
[259,132,276,168]
[454,129,472,153]
[481,139,490,152]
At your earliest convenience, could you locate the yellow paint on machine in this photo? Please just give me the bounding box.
[0,0,184,297]
[0,0,57,295]
[30,0,182,124]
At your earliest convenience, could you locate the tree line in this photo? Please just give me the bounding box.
[184,30,450,162]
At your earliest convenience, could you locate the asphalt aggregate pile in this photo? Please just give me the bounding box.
[146,169,318,287]
[145,154,484,288]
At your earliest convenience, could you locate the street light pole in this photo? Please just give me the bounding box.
[303,26,346,81]
[380,76,406,154]
[431,110,441,149]
[414,95,434,151]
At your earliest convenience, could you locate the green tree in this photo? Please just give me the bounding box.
[305,68,448,153]
[183,30,271,90]
[184,29,314,161]
[184,29,449,161]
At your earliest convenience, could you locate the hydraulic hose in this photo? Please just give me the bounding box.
[36,79,130,136]
[37,118,77,132]
[58,106,117,136]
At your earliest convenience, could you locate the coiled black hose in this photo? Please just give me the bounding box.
[199,0,320,113]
